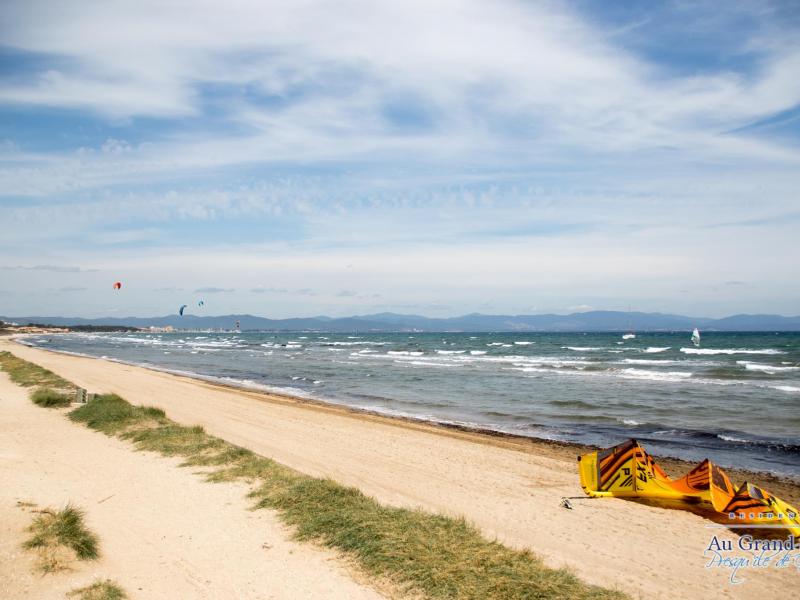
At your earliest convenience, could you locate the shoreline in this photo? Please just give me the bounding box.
[10,335,800,501]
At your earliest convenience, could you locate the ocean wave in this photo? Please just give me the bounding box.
[737,361,799,374]
[436,349,466,354]
[680,347,786,355]
[387,350,424,356]
[321,341,387,346]
[512,358,592,368]
[469,350,487,355]
[717,434,750,443]
[405,360,461,368]
[514,341,534,345]
[564,346,604,352]
[644,347,671,353]
[771,385,800,393]
[620,368,693,382]
[621,358,680,365]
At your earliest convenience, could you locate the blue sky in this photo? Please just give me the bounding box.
[1,0,799,319]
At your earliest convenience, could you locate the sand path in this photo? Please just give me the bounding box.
[3,339,797,599]
[0,368,384,599]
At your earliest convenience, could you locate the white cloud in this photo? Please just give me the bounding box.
[1,1,799,317]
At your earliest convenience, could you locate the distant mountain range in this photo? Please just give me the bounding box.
[3,311,800,332]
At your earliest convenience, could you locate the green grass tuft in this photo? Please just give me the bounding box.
[69,393,166,434]
[31,387,72,408]
[251,477,621,599]
[68,579,127,600]
[122,424,226,459]
[0,350,73,390]
[24,504,99,570]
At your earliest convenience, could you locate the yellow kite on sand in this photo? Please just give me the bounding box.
[578,439,800,536]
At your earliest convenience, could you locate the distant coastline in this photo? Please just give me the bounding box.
[3,310,800,332]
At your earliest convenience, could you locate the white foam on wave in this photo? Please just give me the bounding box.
[324,341,387,346]
[771,385,800,393]
[404,360,461,368]
[644,347,671,353]
[436,349,465,354]
[387,351,424,356]
[622,419,642,426]
[470,350,487,355]
[681,347,786,355]
[620,368,693,382]
[565,346,604,352]
[514,341,534,345]
[512,359,591,369]
[717,434,750,443]
[621,359,680,366]
[737,361,799,374]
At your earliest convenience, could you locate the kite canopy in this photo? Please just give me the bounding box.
[198,300,205,307]
[179,304,188,316]
[113,281,122,290]
[579,439,800,535]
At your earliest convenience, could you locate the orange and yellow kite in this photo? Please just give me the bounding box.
[578,439,800,536]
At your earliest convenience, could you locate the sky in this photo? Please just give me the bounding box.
[1,0,799,319]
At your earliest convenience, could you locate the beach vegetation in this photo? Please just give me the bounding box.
[24,504,99,572]
[69,393,626,599]
[0,350,73,390]
[68,580,127,600]
[7,349,625,598]
[69,393,166,434]
[31,387,72,407]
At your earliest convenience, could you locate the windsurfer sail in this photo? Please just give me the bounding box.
[691,328,701,347]
[622,305,635,339]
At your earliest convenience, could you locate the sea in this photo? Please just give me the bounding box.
[21,331,800,478]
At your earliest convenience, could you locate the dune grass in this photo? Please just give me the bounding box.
[9,352,626,598]
[24,505,99,572]
[68,580,127,600]
[31,387,72,407]
[69,393,166,434]
[0,350,73,390]
[70,395,625,599]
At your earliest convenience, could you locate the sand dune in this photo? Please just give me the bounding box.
[2,339,797,599]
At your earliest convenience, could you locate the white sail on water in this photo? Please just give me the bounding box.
[691,328,700,347]
[622,306,635,339]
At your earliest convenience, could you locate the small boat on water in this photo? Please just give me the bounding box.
[691,327,701,347]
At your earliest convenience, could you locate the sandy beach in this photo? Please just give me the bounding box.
[1,337,798,599]
[0,367,385,598]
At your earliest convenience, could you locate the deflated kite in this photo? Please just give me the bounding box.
[179,304,188,316]
[578,439,800,536]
